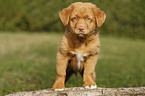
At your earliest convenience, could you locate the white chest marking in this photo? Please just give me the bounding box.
[70,51,88,70]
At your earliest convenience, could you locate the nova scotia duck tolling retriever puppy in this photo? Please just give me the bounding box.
[53,2,106,91]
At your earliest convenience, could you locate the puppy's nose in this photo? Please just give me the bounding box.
[78,27,84,32]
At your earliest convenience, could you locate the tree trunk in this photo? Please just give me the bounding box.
[6,87,145,96]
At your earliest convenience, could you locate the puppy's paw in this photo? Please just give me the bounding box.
[53,81,65,91]
[54,88,64,91]
[85,85,97,89]
[83,81,97,89]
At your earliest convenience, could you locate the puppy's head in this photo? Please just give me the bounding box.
[59,2,106,37]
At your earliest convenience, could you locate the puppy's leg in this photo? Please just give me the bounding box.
[83,55,98,89]
[65,66,74,83]
[53,52,68,91]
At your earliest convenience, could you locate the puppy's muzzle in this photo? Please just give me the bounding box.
[77,27,86,36]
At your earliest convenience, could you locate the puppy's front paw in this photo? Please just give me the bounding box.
[54,88,64,91]
[83,81,97,89]
[85,85,97,89]
[53,81,65,91]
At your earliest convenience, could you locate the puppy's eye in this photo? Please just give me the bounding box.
[73,17,78,21]
[86,18,91,21]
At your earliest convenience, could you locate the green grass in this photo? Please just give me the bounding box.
[0,33,145,95]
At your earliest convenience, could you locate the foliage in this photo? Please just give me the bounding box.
[0,33,145,95]
[0,0,145,39]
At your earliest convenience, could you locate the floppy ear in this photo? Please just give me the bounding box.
[93,7,106,28]
[59,6,72,26]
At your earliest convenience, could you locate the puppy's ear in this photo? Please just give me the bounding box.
[93,8,106,28]
[59,6,72,26]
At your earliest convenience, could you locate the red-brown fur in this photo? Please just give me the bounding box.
[53,2,106,90]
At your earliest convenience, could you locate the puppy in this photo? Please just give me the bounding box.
[53,2,106,91]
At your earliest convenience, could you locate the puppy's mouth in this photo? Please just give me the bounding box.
[68,27,88,37]
[77,32,86,37]
[76,30,87,37]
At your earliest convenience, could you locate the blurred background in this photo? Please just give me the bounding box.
[0,0,145,95]
[0,0,144,38]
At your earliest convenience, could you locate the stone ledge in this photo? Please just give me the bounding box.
[6,87,145,96]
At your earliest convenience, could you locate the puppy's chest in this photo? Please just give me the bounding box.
[68,43,88,71]
[70,43,87,54]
